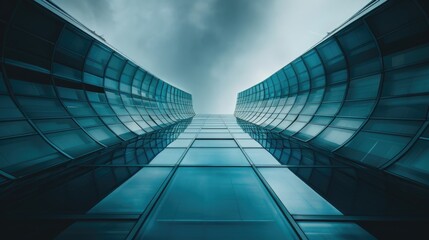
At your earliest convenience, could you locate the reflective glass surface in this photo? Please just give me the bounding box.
[298,222,376,240]
[137,167,298,240]
[192,139,238,147]
[181,148,249,166]
[244,149,280,165]
[149,149,186,165]
[259,168,341,215]
[89,167,172,213]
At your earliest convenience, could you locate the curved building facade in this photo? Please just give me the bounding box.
[0,0,194,180]
[235,0,429,187]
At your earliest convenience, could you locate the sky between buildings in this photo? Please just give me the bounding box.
[53,0,370,114]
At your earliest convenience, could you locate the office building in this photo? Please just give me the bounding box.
[1,0,428,239]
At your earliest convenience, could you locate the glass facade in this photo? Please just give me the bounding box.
[2,115,428,239]
[235,0,429,187]
[0,0,194,179]
[1,0,429,239]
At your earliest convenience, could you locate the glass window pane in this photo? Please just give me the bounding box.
[0,120,34,138]
[0,96,24,119]
[298,222,375,240]
[363,119,422,136]
[90,167,172,213]
[0,135,67,176]
[85,43,111,76]
[56,221,135,240]
[181,148,249,166]
[149,149,186,165]
[197,133,233,139]
[388,140,429,185]
[200,128,229,133]
[192,140,237,148]
[337,132,411,167]
[45,130,102,158]
[137,167,298,240]
[86,126,121,146]
[178,133,197,138]
[244,149,280,165]
[236,139,262,148]
[347,75,381,100]
[38,119,76,132]
[167,139,193,148]
[232,133,251,139]
[312,127,354,151]
[259,168,341,215]
[16,96,68,118]
[372,96,429,120]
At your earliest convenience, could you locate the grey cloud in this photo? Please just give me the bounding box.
[53,0,370,113]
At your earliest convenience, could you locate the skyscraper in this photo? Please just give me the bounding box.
[1,0,429,239]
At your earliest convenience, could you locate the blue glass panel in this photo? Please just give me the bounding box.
[0,135,67,176]
[45,130,102,158]
[137,167,298,240]
[90,167,172,213]
[200,128,230,133]
[178,133,197,138]
[232,133,251,139]
[86,126,121,146]
[10,79,56,97]
[347,75,380,100]
[237,139,262,148]
[192,140,237,147]
[84,43,112,76]
[56,221,135,240]
[312,127,354,151]
[383,64,429,97]
[0,96,23,119]
[388,140,429,185]
[108,124,135,140]
[244,149,280,165]
[34,118,78,132]
[260,168,341,215]
[373,96,429,120]
[337,132,411,167]
[298,222,375,240]
[105,54,125,80]
[17,96,69,118]
[149,149,186,165]
[0,120,34,138]
[167,139,193,148]
[330,118,364,130]
[363,120,422,136]
[63,101,96,117]
[181,148,249,166]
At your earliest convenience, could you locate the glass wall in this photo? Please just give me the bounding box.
[0,0,194,180]
[235,0,429,187]
[6,115,425,239]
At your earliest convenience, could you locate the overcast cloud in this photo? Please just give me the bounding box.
[53,0,370,113]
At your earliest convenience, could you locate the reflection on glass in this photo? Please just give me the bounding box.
[192,139,237,148]
[56,221,135,240]
[197,133,233,139]
[167,139,193,148]
[236,139,262,148]
[149,149,186,165]
[181,148,249,166]
[90,167,172,213]
[298,222,375,240]
[137,167,298,240]
[244,149,280,165]
[259,168,341,215]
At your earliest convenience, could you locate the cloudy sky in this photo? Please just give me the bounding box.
[53,0,370,114]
